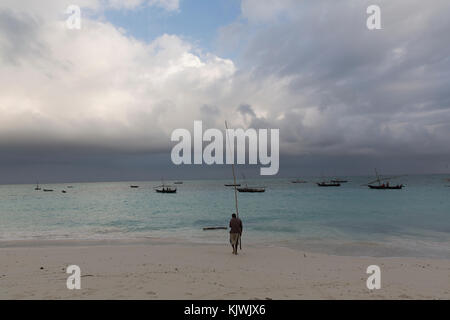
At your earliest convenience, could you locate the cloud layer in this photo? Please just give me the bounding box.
[1,0,450,177]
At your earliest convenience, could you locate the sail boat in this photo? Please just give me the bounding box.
[317,181,341,187]
[237,173,265,193]
[225,183,241,187]
[317,173,341,187]
[35,182,41,191]
[366,169,404,190]
[154,179,177,194]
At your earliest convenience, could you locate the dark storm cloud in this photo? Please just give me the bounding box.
[1,0,450,183]
[235,0,450,157]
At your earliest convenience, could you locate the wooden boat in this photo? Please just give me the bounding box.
[368,184,403,190]
[43,189,54,192]
[317,182,341,187]
[366,169,405,190]
[174,181,183,185]
[203,226,227,231]
[130,185,139,188]
[291,179,307,184]
[155,185,177,193]
[237,187,265,193]
[61,190,67,193]
[225,183,241,187]
[237,173,265,193]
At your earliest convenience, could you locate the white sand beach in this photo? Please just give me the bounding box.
[1,239,449,300]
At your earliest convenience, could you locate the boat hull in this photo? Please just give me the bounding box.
[368,185,403,190]
[156,189,177,193]
[237,188,265,193]
[317,183,341,187]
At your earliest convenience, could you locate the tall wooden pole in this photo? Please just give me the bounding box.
[225,121,241,250]
[225,121,239,217]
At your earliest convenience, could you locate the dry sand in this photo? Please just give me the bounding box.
[0,239,449,299]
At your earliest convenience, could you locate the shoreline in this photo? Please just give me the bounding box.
[1,236,449,260]
[1,239,449,299]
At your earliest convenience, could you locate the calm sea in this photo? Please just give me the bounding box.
[0,175,449,258]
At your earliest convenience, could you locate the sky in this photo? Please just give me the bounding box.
[0,0,450,183]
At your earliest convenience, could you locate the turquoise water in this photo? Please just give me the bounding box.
[0,175,449,258]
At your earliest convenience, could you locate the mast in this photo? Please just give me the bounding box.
[225,121,239,217]
[375,168,381,186]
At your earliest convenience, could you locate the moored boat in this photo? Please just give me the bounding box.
[368,184,403,190]
[317,182,341,187]
[291,179,307,184]
[366,169,405,190]
[155,185,177,193]
[237,187,265,193]
[236,173,265,193]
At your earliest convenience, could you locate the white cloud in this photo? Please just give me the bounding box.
[1,0,450,164]
[0,8,233,151]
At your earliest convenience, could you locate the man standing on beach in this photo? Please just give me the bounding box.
[229,213,242,255]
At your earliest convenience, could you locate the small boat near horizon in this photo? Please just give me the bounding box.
[35,182,41,191]
[291,179,307,184]
[130,185,139,188]
[155,178,177,194]
[155,186,177,193]
[174,181,183,185]
[368,184,403,190]
[237,173,265,193]
[154,179,177,193]
[225,183,241,187]
[237,186,266,193]
[366,169,404,190]
[317,182,341,187]
[43,189,54,192]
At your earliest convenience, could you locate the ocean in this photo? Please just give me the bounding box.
[0,175,449,258]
